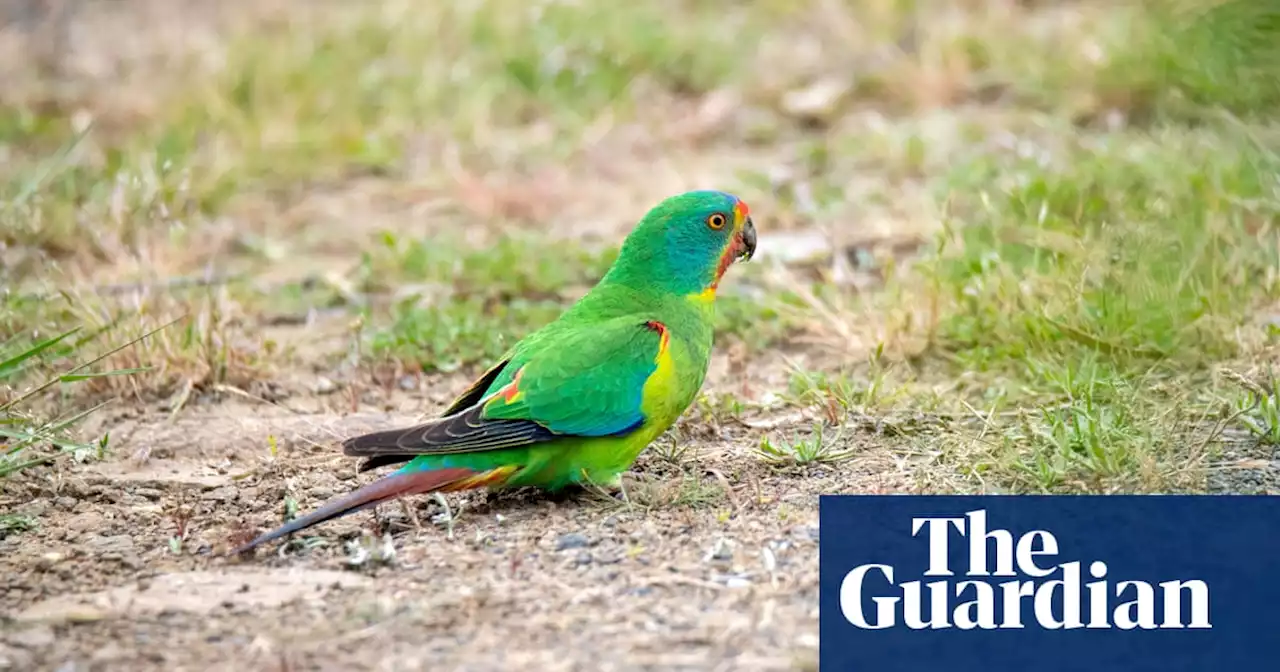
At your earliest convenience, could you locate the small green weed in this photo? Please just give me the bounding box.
[0,514,37,539]
[651,433,695,468]
[756,422,857,466]
[1232,370,1280,446]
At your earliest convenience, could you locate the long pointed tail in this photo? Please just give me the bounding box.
[228,465,513,556]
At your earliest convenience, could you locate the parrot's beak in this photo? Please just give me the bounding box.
[739,217,757,262]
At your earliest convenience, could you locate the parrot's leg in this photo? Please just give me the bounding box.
[576,468,629,507]
[614,474,632,509]
[432,492,455,540]
[589,470,632,509]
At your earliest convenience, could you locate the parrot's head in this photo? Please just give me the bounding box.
[608,190,757,299]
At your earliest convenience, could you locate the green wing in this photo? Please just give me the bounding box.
[343,316,664,468]
[480,315,664,436]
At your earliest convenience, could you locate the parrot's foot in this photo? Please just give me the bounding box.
[614,476,632,508]
[432,492,455,540]
[596,471,633,507]
[577,469,632,507]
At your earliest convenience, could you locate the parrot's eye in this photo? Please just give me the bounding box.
[707,213,728,230]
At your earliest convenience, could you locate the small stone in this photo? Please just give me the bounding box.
[18,502,49,517]
[88,535,134,555]
[574,551,592,565]
[704,537,733,563]
[0,643,35,670]
[555,533,590,551]
[200,486,237,502]
[780,76,853,124]
[398,376,417,391]
[312,376,339,395]
[7,625,55,649]
[54,497,77,511]
[92,642,127,663]
[66,512,105,533]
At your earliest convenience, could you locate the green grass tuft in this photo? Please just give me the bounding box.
[756,422,858,466]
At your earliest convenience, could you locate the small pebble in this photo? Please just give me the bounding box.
[7,625,55,649]
[312,376,339,395]
[19,502,49,517]
[555,532,590,551]
[200,486,237,502]
[705,537,733,563]
[0,643,35,669]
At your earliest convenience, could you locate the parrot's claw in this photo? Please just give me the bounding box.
[615,477,632,509]
[432,492,455,540]
[578,469,632,508]
[601,472,632,508]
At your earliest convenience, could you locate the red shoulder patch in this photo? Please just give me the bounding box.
[492,366,525,404]
[644,320,671,353]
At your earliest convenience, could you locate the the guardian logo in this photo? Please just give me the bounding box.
[840,509,1212,631]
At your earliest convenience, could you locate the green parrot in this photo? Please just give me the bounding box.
[230,190,757,555]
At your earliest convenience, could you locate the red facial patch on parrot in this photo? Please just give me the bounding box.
[711,199,750,288]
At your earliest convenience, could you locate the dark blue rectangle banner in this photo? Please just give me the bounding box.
[819,495,1279,671]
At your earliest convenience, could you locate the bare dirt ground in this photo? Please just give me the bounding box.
[4,374,908,671]
[2,321,897,670]
[4,1,1279,670]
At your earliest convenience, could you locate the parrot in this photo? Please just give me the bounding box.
[230,190,758,555]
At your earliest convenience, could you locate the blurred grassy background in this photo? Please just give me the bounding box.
[2,0,1278,493]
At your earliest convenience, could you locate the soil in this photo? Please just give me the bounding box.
[0,350,918,671]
